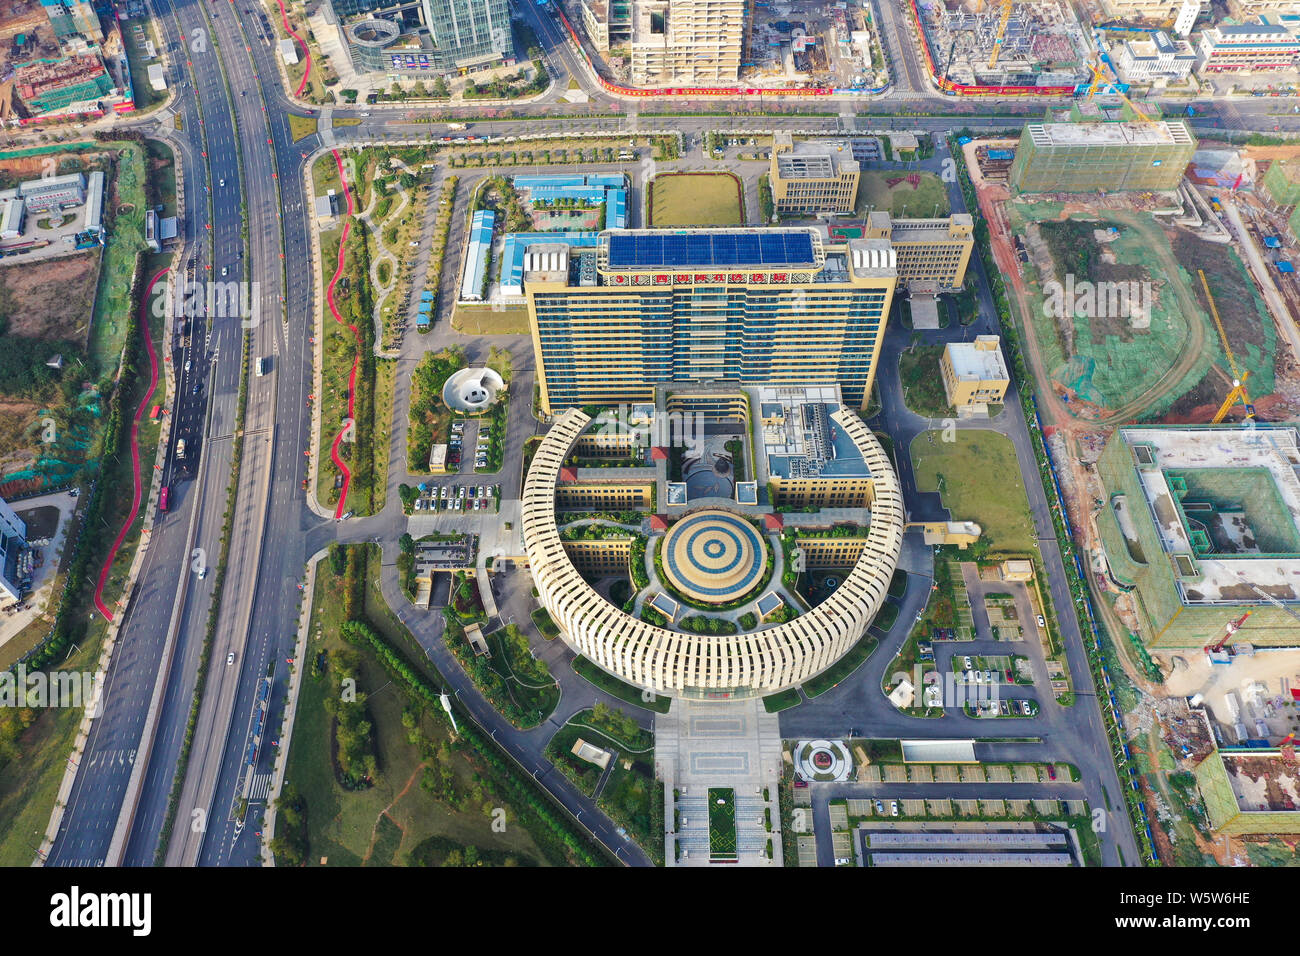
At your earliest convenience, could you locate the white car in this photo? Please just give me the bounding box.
[1036,614,1046,628]
[963,656,972,670]
[890,801,899,817]
[226,652,235,665]
[219,178,225,187]
[221,267,228,276]
[197,566,207,579]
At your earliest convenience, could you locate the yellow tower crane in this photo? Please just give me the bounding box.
[987,0,1014,70]
[1199,268,1255,423]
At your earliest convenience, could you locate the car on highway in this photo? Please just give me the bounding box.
[222,267,228,276]
[219,178,225,186]
[198,566,207,579]
[226,652,235,665]
[185,360,192,372]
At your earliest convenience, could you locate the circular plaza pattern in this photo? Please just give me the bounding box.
[661,510,768,604]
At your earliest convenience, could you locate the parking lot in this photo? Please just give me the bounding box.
[410,479,501,515]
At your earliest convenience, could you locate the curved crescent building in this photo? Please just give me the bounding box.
[522,391,905,699]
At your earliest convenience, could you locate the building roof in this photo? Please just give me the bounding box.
[761,385,872,481]
[945,336,1009,383]
[1025,120,1194,148]
[605,228,818,269]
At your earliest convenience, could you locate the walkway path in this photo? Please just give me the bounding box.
[325,148,360,519]
[94,267,167,621]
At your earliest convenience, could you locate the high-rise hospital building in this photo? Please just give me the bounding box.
[525,228,900,415]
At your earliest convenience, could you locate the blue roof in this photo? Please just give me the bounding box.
[607,231,816,269]
[514,174,586,189]
[608,189,627,230]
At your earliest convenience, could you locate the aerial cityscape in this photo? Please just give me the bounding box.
[0,0,1298,905]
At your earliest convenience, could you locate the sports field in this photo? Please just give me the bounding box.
[708,787,738,859]
[649,173,744,227]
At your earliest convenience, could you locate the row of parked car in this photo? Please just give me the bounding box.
[412,483,500,513]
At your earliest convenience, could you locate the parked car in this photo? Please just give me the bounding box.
[1036,614,1046,628]
[963,656,972,670]
[890,801,899,817]
[1047,764,1056,780]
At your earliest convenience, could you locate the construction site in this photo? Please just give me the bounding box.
[916,0,1092,90]
[743,0,884,89]
[959,120,1300,862]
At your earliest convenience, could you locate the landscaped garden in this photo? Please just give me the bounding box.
[707,787,738,860]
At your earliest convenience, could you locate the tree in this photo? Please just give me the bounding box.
[433,75,449,98]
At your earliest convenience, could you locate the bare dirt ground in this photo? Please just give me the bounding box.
[0,254,101,343]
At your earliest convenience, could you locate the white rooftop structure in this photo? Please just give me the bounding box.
[1025,121,1195,148]
[944,336,1009,385]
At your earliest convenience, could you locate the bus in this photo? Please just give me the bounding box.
[160,487,170,512]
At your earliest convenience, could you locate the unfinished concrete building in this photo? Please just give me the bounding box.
[1096,425,1300,648]
[628,0,745,84]
[1009,120,1196,193]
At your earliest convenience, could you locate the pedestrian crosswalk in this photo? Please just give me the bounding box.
[248,774,272,802]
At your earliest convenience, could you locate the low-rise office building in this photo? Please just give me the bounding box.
[769,133,860,216]
[1114,31,1197,83]
[1197,16,1300,72]
[941,336,1010,409]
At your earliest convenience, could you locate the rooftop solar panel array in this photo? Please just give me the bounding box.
[607,231,815,268]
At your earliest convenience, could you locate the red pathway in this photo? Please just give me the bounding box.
[275,0,311,97]
[94,267,167,622]
[325,148,360,519]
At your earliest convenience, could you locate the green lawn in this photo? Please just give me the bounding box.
[803,633,878,698]
[910,431,1036,555]
[282,548,552,867]
[451,303,530,335]
[572,656,672,714]
[763,688,803,713]
[650,172,743,227]
[898,345,950,419]
[857,170,950,219]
